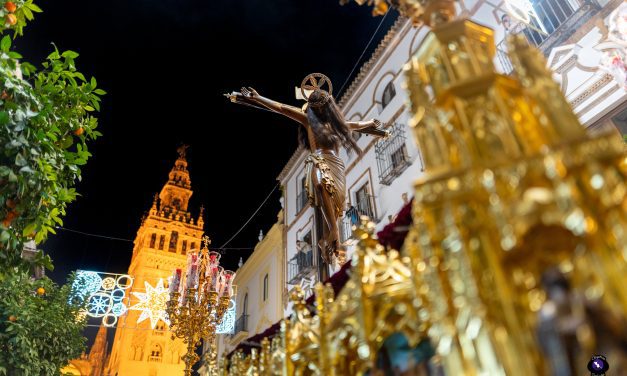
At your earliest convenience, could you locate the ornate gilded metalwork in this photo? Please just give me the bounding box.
[166,237,236,376]
[219,219,426,375]
[399,1,627,374]
[218,1,627,374]
[325,217,424,376]
[300,73,333,100]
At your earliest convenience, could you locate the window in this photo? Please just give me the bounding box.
[148,344,162,362]
[375,122,411,185]
[149,233,156,248]
[182,240,187,255]
[288,231,315,284]
[341,205,360,243]
[296,176,308,213]
[132,346,143,361]
[509,0,578,47]
[169,231,178,252]
[172,198,181,210]
[263,274,269,301]
[153,323,166,336]
[301,232,312,249]
[191,242,196,251]
[390,146,409,170]
[355,183,374,219]
[243,293,248,315]
[381,81,396,110]
[158,235,165,250]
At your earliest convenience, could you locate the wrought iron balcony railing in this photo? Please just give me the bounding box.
[375,122,411,185]
[287,251,314,285]
[355,195,375,221]
[340,206,360,243]
[232,314,249,337]
[496,0,600,73]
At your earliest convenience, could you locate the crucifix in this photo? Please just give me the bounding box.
[227,73,388,280]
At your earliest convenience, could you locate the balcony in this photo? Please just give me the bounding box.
[340,206,359,243]
[287,251,314,285]
[232,314,249,337]
[355,195,375,220]
[296,190,308,214]
[496,0,600,73]
[375,122,411,185]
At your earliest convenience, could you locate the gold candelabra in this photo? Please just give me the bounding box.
[166,236,237,376]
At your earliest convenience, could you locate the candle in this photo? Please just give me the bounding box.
[170,269,181,294]
[220,270,236,297]
[186,254,199,289]
[210,266,224,292]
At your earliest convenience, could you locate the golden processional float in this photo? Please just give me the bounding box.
[217,0,627,374]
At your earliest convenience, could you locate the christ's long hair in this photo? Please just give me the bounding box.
[297,90,362,155]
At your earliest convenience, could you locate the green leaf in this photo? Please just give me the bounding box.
[22,7,34,21]
[1,36,11,52]
[90,76,97,87]
[27,3,43,12]
[15,153,27,167]
[46,50,60,60]
[61,50,79,59]
[8,51,22,59]
[0,111,9,125]
[22,223,38,237]
[93,88,106,95]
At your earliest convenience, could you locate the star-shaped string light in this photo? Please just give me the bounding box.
[129,279,170,328]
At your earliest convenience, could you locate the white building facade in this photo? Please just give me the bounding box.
[199,213,286,375]
[279,0,627,314]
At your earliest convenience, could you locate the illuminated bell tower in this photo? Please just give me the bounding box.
[108,147,205,376]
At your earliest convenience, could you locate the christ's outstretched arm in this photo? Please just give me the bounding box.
[348,119,390,138]
[231,87,307,125]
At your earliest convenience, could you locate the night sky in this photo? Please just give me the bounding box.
[13,0,398,346]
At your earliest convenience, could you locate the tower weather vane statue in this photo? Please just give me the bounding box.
[227,73,389,278]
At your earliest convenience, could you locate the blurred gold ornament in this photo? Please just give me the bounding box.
[218,0,627,374]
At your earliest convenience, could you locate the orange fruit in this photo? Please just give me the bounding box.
[0,90,8,100]
[6,199,16,209]
[372,1,389,15]
[8,315,16,322]
[5,13,16,26]
[4,2,16,13]
[2,211,16,227]
[74,127,84,136]
[36,287,45,296]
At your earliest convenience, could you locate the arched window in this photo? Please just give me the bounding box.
[263,274,269,301]
[149,344,162,362]
[182,240,187,255]
[243,293,248,315]
[172,198,181,210]
[132,346,143,361]
[158,235,165,250]
[149,233,156,248]
[169,231,178,252]
[381,81,396,110]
